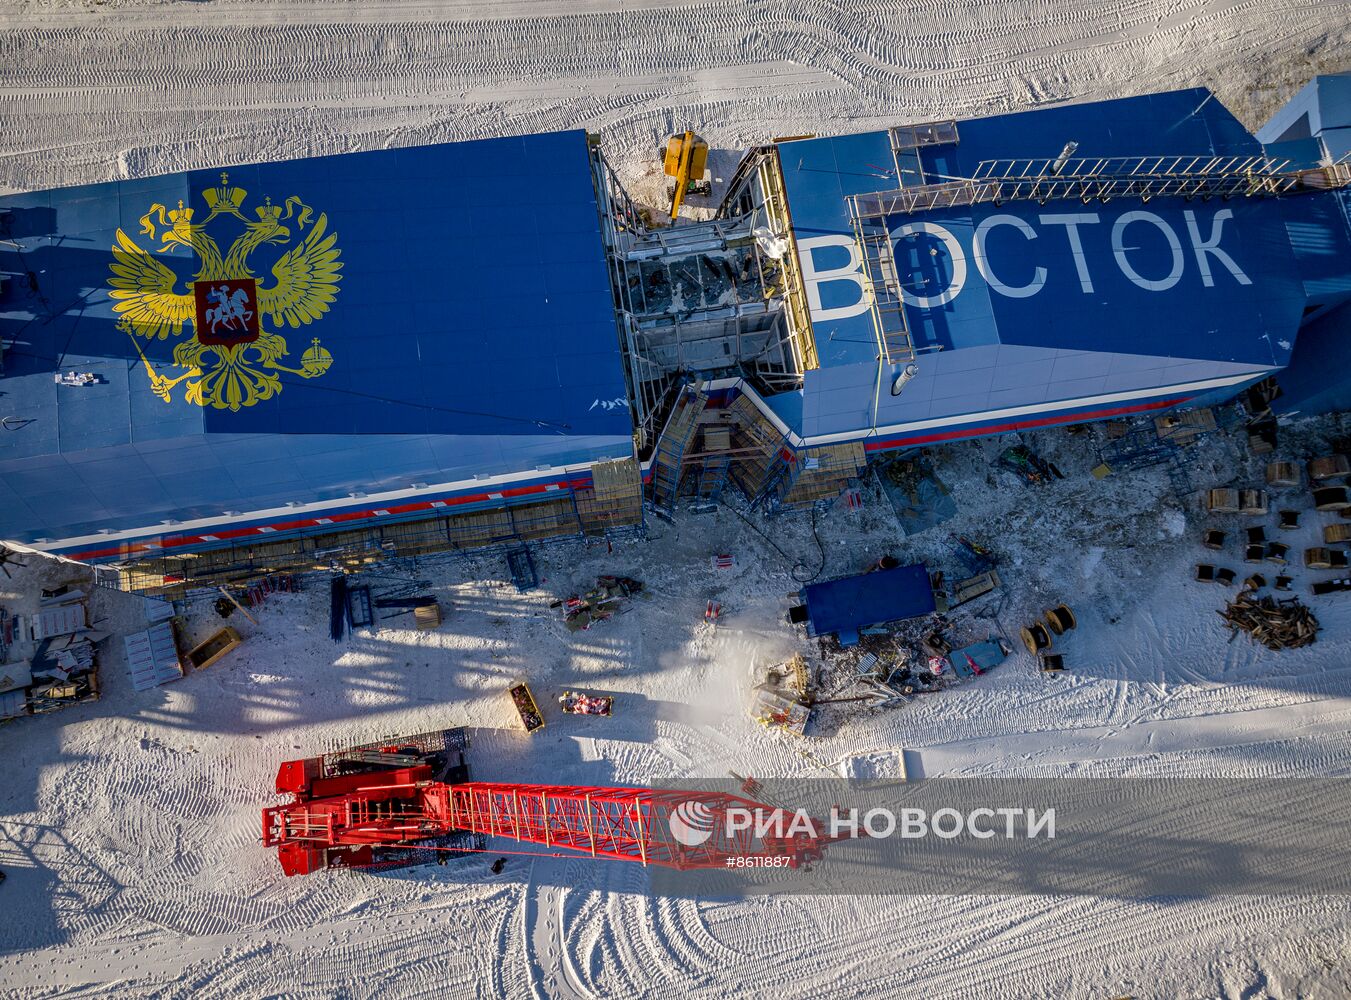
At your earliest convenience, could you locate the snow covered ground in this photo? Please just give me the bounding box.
[5,413,1351,998]
[0,0,1347,197]
[3,1,1351,997]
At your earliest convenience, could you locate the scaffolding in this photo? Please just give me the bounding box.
[110,461,645,599]
[573,457,644,534]
[607,205,799,452]
[755,145,820,374]
[721,390,791,502]
[775,442,869,511]
[648,386,708,514]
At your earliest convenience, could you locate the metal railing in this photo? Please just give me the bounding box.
[760,147,820,371]
[851,153,1351,218]
[849,214,915,366]
[890,121,959,151]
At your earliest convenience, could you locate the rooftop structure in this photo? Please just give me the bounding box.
[798,563,937,646]
[3,80,1350,590]
[1256,73,1351,416]
[715,87,1351,456]
[0,131,639,567]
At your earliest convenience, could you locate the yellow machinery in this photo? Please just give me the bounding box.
[662,131,709,221]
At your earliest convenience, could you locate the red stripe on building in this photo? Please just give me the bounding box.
[55,394,1187,562]
[60,474,597,562]
[862,396,1187,453]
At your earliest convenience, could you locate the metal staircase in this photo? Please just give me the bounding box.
[844,120,964,368]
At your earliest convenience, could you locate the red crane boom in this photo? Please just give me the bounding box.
[262,728,832,877]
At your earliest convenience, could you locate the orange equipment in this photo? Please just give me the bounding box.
[662,131,709,221]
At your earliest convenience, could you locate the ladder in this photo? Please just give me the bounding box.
[850,212,916,366]
[760,450,806,515]
[697,453,733,503]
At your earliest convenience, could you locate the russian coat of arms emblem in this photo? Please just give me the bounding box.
[107,173,340,411]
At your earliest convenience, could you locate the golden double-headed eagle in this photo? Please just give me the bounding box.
[108,173,341,411]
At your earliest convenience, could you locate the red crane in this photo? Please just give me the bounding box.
[262,728,834,877]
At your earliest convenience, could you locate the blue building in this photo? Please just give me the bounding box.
[705,86,1351,470]
[3,80,1350,590]
[1256,73,1351,416]
[0,132,643,577]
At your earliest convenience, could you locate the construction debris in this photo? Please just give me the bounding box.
[558,690,614,716]
[748,683,811,736]
[217,586,259,625]
[878,454,958,534]
[1218,593,1319,651]
[1,584,102,720]
[997,444,1064,485]
[508,682,545,734]
[553,575,645,631]
[1155,407,1217,444]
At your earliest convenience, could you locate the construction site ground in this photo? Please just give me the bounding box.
[5,412,1351,998]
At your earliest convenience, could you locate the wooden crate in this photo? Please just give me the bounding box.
[185,627,242,670]
[413,602,441,630]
